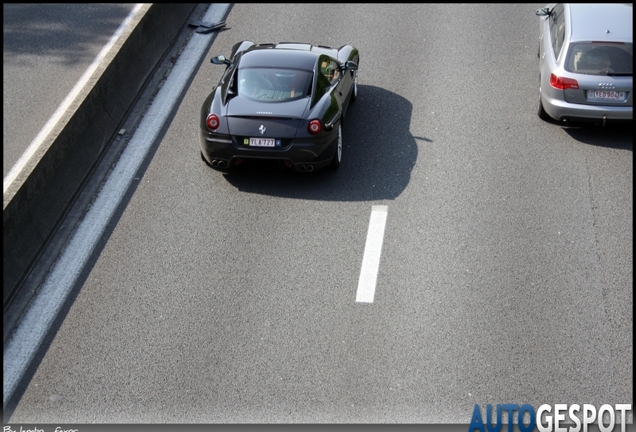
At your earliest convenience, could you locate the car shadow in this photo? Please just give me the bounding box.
[561,122,633,151]
[221,85,421,201]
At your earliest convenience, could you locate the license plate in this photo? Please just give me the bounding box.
[249,137,275,147]
[592,90,623,100]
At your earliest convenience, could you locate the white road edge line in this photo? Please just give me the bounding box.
[2,4,145,194]
[2,3,231,409]
[356,205,388,303]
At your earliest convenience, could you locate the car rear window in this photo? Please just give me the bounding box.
[566,42,633,76]
[238,68,312,101]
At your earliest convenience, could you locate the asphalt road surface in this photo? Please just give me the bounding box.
[5,3,633,424]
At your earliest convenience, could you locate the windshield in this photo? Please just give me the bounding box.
[238,68,312,101]
[566,42,633,76]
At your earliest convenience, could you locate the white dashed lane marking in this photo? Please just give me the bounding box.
[356,205,388,303]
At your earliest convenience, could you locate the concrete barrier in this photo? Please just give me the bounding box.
[3,3,197,309]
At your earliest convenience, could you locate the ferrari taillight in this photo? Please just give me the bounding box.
[308,119,322,134]
[549,74,579,90]
[206,114,220,130]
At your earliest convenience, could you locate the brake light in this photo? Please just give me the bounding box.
[550,73,579,90]
[206,113,220,130]
[308,119,322,134]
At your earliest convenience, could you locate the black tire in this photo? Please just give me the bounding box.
[201,151,212,166]
[329,123,342,170]
[538,96,551,121]
[350,72,358,102]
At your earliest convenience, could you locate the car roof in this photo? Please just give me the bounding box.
[238,42,339,71]
[566,3,633,43]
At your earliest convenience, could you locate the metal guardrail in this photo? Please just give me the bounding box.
[3,3,197,311]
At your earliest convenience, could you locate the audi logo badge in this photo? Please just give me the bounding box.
[259,125,266,135]
[598,83,616,90]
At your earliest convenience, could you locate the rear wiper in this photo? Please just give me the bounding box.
[604,72,632,76]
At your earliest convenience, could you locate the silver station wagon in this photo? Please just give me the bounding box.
[536,3,633,125]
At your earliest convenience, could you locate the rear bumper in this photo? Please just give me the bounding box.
[542,94,633,122]
[200,130,337,172]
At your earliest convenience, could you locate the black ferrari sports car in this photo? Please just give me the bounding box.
[200,41,359,172]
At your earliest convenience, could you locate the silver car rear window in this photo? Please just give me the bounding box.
[565,42,633,76]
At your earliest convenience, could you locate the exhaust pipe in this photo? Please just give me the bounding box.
[210,160,227,168]
[306,165,314,172]
[298,165,307,172]
[602,115,607,128]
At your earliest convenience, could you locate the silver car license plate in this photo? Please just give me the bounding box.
[592,90,623,100]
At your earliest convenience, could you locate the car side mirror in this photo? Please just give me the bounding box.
[535,7,550,16]
[211,55,231,65]
[344,61,358,71]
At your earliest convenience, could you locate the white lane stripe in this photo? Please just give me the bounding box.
[2,3,231,409]
[356,205,388,303]
[3,4,145,194]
